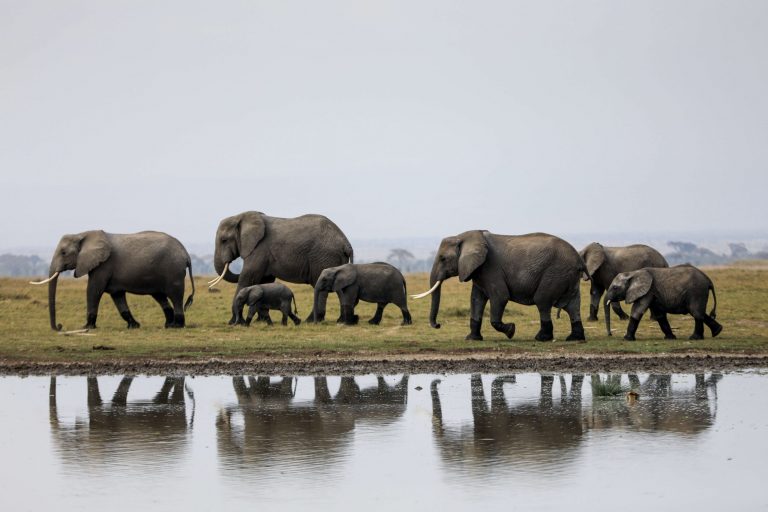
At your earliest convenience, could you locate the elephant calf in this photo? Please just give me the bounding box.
[232,283,301,326]
[605,264,722,341]
[313,263,412,326]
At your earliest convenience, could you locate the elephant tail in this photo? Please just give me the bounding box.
[184,259,195,311]
[344,242,354,264]
[709,284,717,320]
[292,295,299,315]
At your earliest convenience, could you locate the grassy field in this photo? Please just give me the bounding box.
[1,265,767,362]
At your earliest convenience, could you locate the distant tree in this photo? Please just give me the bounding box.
[728,243,750,259]
[387,248,416,272]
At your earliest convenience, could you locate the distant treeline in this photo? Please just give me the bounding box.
[2,242,767,277]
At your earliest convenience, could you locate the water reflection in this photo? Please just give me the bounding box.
[48,376,193,474]
[216,376,409,479]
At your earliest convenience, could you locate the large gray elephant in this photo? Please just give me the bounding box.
[604,264,722,340]
[31,230,194,330]
[209,211,353,324]
[312,262,412,325]
[413,231,585,341]
[580,242,668,334]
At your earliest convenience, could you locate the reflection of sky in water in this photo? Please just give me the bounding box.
[0,373,765,511]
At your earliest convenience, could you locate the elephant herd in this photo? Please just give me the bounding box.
[31,210,723,342]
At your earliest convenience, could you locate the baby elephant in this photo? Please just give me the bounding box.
[605,264,722,341]
[313,262,412,326]
[232,283,301,326]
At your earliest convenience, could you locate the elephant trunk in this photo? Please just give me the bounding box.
[604,301,612,336]
[428,272,442,329]
[313,287,327,323]
[47,268,62,331]
[213,253,240,284]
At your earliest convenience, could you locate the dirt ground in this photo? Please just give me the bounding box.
[3,352,767,376]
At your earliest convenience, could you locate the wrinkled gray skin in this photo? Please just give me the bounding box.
[580,243,669,336]
[214,211,353,324]
[46,230,194,331]
[232,283,300,327]
[426,231,585,341]
[604,265,722,341]
[313,262,412,326]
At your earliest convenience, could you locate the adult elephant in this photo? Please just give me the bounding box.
[579,243,668,334]
[413,231,585,341]
[209,211,353,323]
[31,230,194,330]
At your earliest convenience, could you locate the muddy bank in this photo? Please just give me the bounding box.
[2,352,768,376]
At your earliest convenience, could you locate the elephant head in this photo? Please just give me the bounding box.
[313,265,356,322]
[413,230,488,329]
[210,211,266,287]
[31,230,111,331]
[605,270,653,305]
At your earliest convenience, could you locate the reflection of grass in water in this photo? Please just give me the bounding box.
[591,375,628,397]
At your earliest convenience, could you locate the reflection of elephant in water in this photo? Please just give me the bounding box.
[33,231,195,331]
[210,211,354,324]
[413,231,585,341]
[586,373,721,434]
[430,373,721,474]
[430,374,585,472]
[217,375,408,475]
[49,376,193,470]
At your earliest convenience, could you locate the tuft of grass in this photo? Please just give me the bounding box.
[591,375,628,397]
[0,266,767,362]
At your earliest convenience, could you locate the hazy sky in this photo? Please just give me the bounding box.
[2,1,766,251]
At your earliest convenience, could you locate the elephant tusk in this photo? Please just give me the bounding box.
[30,272,59,285]
[411,280,441,299]
[605,299,612,306]
[208,263,229,288]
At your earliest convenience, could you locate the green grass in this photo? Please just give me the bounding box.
[591,375,628,397]
[1,267,767,363]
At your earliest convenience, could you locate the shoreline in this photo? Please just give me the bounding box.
[2,352,768,376]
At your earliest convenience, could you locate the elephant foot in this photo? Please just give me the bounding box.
[305,312,325,323]
[623,334,636,341]
[368,317,381,325]
[127,320,141,329]
[664,334,677,340]
[293,318,302,326]
[617,313,630,321]
[587,315,599,322]
[491,321,515,339]
[565,321,585,341]
[465,332,483,341]
[689,333,704,340]
[227,316,238,326]
[535,320,554,342]
[166,323,184,329]
[710,323,723,338]
[83,323,97,329]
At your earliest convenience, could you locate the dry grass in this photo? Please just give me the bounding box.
[0,266,767,362]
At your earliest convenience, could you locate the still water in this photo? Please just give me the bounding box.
[0,372,766,511]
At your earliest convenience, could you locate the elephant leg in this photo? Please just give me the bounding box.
[342,304,358,325]
[262,307,274,326]
[281,311,288,326]
[651,306,675,339]
[704,315,723,338]
[151,293,174,327]
[111,292,140,328]
[563,297,585,341]
[400,306,412,326]
[244,304,258,326]
[111,376,134,406]
[168,291,185,328]
[369,303,385,325]
[535,306,554,342]
[611,301,630,321]
[465,284,488,341]
[588,284,603,322]
[489,298,515,340]
[625,299,651,341]
[690,317,705,340]
[83,278,107,329]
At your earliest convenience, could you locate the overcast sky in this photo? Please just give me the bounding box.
[2,0,766,252]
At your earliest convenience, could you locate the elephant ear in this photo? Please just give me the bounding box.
[626,270,653,304]
[75,231,111,278]
[584,243,605,277]
[238,212,266,258]
[458,231,488,282]
[332,266,357,292]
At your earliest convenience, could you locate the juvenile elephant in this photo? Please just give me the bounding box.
[208,211,353,324]
[412,231,585,341]
[232,283,301,326]
[313,263,412,325]
[604,264,722,341]
[31,230,194,330]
